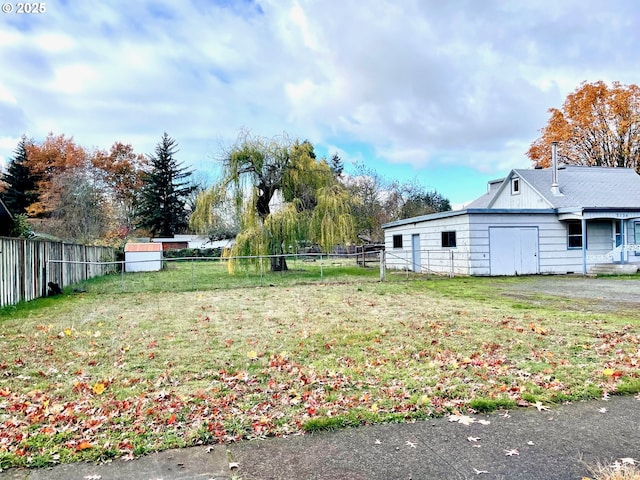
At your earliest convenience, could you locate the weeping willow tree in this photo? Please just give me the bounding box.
[190,131,354,271]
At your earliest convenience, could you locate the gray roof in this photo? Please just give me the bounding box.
[469,166,640,209]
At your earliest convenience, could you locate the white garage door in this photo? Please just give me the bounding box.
[489,227,539,276]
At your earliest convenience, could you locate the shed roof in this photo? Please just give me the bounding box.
[125,242,163,252]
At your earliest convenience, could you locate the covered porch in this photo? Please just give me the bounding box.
[560,209,640,274]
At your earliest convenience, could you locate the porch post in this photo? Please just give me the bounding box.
[582,217,587,275]
[620,220,626,264]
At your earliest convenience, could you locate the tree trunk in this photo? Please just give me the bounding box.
[271,255,288,271]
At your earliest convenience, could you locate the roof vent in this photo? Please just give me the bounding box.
[551,142,561,196]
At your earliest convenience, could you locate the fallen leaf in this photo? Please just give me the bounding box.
[504,449,519,456]
[229,462,240,469]
[92,382,106,395]
[76,440,93,451]
[598,407,607,414]
[449,414,476,426]
[473,468,490,475]
[374,439,382,445]
[477,419,491,425]
[247,350,258,361]
[467,436,480,442]
[534,401,550,412]
[527,441,535,446]
[405,440,417,448]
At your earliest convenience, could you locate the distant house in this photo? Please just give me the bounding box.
[124,242,163,272]
[0,198,14,237]
[151,235,235,251]
[383,165,640,276]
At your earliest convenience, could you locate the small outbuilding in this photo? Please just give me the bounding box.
[124,242,163,272]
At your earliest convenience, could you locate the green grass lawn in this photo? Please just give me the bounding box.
[1,265,639,469]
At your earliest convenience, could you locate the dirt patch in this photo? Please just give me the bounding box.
[495,276,640,315]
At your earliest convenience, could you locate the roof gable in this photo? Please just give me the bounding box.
[485,171,554,209]
[470,166,640,210]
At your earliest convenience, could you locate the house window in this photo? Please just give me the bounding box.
[511,178,520,195]
[393,235,403,249]
[441,231,457,248]
[567,221,583,249]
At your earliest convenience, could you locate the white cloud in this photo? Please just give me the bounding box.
[0,0,638,202]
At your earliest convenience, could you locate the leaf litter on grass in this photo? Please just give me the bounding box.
[1,274,640,469]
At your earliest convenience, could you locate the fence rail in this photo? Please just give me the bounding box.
[0,237,116,308]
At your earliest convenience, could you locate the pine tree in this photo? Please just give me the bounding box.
[329,153,344,179]
[1,136,39,215]
[136,133,195,237]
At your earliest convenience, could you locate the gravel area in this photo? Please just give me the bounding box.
[494,276,640,314]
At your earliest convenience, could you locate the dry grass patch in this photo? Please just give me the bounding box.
[1,271,639,469]
[586,460,640,480]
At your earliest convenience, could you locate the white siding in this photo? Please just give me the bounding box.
[385,211,640,277]
[125,251,162,272]
[587,221,613,254]
[468,213,584,275]
[490,176,551,209]
[384,214,472,275]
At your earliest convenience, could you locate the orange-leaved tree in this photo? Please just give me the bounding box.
[527,81,640,173]
[25,133,88,217]
[92,142,146,237]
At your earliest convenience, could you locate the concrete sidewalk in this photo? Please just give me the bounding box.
[2,395,639,480]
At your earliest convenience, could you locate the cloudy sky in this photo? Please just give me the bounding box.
[1,0,639,205]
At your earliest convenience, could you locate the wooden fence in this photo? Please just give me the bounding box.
[0,237,116,308]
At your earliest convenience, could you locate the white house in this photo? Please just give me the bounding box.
[124,242,163,272]
[382,165,640,276]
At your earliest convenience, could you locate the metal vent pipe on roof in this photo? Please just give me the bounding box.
[551,142,560,195]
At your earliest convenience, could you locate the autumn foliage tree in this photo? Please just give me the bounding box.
[25,133,88,217]
[527,81,640,172]
[0,133,148,242]
[92,142,146,236]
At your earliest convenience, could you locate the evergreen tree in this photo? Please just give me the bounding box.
[1,136,39,215]
[329,153,344,179]
[136,133,195,237]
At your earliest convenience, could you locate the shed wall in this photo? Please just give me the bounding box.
[125,251,162,272]
[384,214,472,275]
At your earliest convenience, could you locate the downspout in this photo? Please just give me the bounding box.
[582,216,587,275]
